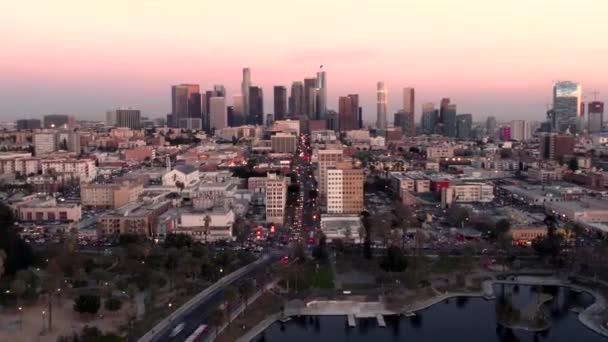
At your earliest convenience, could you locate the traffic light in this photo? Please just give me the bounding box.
[270,224,275,233]
[255,228,261,239]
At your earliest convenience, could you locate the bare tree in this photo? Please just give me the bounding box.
[204,215,212,243]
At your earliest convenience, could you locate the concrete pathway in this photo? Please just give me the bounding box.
[135,292,146,320]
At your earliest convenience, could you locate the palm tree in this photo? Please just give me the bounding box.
[203,215,211,243]
[223,286,238,312]
[0,249,6,281]
[565,222,584,271]
[238,279,255,310]
[209,308,225,337]
[11,278,26,309]
[43,259,64,331]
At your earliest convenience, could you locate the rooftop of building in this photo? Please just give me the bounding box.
[546,197,608,211]
[174,164,198,175]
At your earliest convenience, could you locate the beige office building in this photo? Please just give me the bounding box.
[33,133,57,156]
[265,173,287,224]
[271,133,297,153]
[326,162,364,214]
[81,179,144,209]
[317,148,344,198]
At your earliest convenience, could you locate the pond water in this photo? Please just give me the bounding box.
[253,285,607,341]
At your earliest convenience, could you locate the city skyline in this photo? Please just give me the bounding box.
[1,0,608,121]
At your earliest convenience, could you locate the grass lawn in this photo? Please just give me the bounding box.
[310,263,334,289]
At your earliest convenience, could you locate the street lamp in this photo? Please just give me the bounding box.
[41,310,46,332]
[168,303,173,308]
[18,306,23,330]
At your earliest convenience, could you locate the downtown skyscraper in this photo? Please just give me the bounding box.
[552,81,582,132]
[248,86,264,125]
[241,68,251,117]
[273,86,287,120]
[402,87,415,136]
[316,68,327,119]
[289,81,304,117]
[421,102,437,135]
[376,82,388,130]
[587,101,604,133]
[438,98,457,137]
[303,78,317,119]
[456,114,472,139]
[338,94,359,132]
[170,84,201,128]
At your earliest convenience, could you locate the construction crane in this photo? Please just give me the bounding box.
[589,91,600,101]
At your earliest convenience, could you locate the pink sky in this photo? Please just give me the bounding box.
[1,0,607,122]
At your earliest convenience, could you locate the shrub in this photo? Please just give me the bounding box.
[104,297,122,311]
[74,294,101,314]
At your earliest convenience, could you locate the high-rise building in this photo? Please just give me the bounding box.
[249,86,264,125]
[214,85,226,98]
[303,78,317,118]
[231,95,245,126]
[171,84,200,128]
[316,69,327,119]
[34,133,57,156]
[442,104,457,137]
[43,115,75,129]
[552,81,582,132]
[241,68,251,116]
[588,101,604,133]
[56,131,81,153]
[209,97,227,132]
[289,82,304,117]
[318,149,343,199]
[540,133,575,160]
[500,126,511,141]
[439,98,451,123]
[265,173,287,225]
[326,162,364,214]
[402,87,415,136]
[456,114,472,139]
[338,94,359,132]
[486,116,497,137]
[376,82,388,130]
[421,103,436,135]
[111,108,141,129]
[394,110,415,137]
[16,119,41,130]
[510,120,532,141]
[273,86,287,121]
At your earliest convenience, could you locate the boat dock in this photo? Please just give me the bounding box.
[376,314,386,327]
[347,314,356,327]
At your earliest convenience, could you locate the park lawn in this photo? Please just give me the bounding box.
[310,263,334,289]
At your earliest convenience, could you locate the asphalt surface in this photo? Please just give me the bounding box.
[152,254,279,342]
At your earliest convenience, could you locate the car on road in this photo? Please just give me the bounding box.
[169,323,185,338]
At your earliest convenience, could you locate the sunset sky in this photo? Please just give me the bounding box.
[1,0,607,122]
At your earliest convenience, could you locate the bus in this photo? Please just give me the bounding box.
[184,324,208,342]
